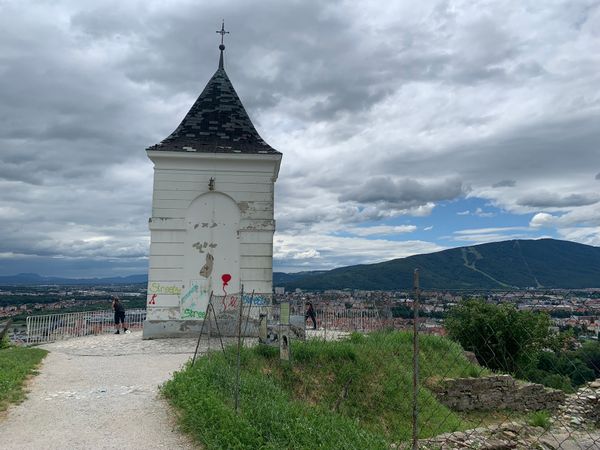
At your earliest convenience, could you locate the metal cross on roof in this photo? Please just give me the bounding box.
[216,20,230,46]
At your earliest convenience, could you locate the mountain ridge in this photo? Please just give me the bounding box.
[278,238,600,290]
[3,239,598,289]
[0,273,147,285]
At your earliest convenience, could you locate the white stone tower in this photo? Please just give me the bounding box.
[143,25,282,338]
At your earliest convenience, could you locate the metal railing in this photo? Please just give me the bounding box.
[250,303,383,333]
[315,307,382,333]
[26,309,146,344]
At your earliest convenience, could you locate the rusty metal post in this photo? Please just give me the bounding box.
[412,269,420,450]
[234,285,244,413]
[324,304,327,341]
[241,290,255,346]
[192,291,213,365]
[207,302,212,354]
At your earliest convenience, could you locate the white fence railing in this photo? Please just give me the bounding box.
[267,304,384,333]
[315,308,382,333]
[24,305,382,344]
[26,309,146,344]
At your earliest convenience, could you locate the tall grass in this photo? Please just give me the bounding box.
[163,330,487,449]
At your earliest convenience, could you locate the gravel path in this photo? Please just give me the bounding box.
[0,331,227,450]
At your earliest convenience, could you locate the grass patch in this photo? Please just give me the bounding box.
[0,345,48,411]
[0,334,10,350]
[526,410,551,429]
[163,330,489,449]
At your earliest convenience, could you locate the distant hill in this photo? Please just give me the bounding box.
[0,273,148,286]
[279,239,600,290]
[6,239,598,289]
[273,270,328,285]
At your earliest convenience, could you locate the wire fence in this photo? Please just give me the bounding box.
[315,307,381,333]
[397,280,600,449]
[26,309,146,344]
[16,282,600,449]
[180,281,600,449]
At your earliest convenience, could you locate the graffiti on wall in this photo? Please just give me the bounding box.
[182,308,206,319]
[180,279,209,320]
[148,283,182,295]
[220,294,239,312]
[147,283,182,307]
[243,294,269,306]
[221,273,231,295]
[217,293,270,312]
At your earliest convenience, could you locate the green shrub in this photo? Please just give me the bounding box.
[0,334,10,350]
[446,299,551,374]
[527,410,551,429]
[575,341,600,377]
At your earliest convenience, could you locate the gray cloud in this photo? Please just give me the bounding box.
[1,0,599,275]
[517,192,600,208]
[375,114,600,191]
[492,180,516,188]
[339,177,464,208]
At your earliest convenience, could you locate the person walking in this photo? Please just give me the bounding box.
[112,296,127,334]
[305,301,317,330]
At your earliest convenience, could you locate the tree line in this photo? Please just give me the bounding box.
[445,299,600,392]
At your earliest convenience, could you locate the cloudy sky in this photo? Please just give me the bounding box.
[1,0,599,277]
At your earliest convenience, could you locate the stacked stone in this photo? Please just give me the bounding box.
[397,422,600,450]
[432,375,565,412]
[397,378,600,449]
[397,422,539,450]
[554,380,600,430]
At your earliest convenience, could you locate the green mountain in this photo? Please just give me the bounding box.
[280,239,600,290]
[272,270,328,285]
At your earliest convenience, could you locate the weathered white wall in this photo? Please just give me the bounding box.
[145,152,281,329]
[181,192,240,319]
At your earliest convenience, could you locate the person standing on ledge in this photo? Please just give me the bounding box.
[305,301,317,330]
[112,296,127,334]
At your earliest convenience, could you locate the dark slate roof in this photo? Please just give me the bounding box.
[147,49,280,155]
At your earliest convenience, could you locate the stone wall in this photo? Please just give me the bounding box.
[430,374,565,412]
[556,380,600,429]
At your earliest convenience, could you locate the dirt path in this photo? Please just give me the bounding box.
[0,331,215,450]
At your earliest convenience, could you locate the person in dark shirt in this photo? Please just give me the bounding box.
[305,301,317,330]
[112,296,127,334]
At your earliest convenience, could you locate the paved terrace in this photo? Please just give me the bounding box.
[0,331,219,450]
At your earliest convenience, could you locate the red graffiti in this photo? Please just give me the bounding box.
[221,274,231,295]
[221,295,238,311]
[148,294,157,305]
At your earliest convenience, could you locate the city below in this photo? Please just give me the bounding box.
[2,283,600,343]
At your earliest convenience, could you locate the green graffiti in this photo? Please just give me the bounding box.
[182,309,206,319]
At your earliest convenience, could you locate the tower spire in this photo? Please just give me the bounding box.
[216,20,229,70]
